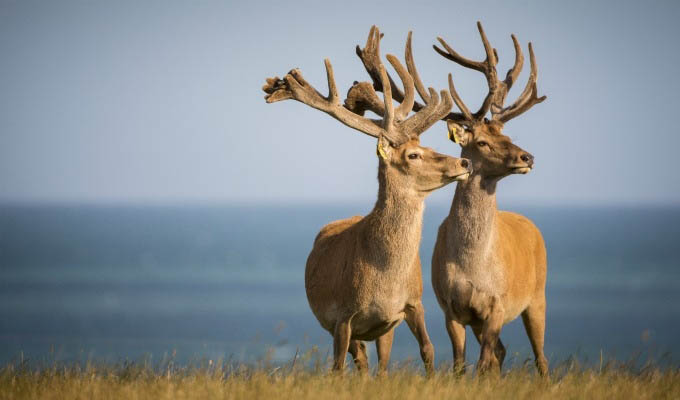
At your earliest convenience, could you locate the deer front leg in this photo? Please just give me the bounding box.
[404,303,435,375]
[348,340,368,373]
[445,315,466,375]
[375,328,395,376]
[332,319,352,372]
[473,295,504,375]
[471,325,506,371]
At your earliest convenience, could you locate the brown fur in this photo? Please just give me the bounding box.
[306,138,470,374]
[432,121,548,375]
[263,25,470,374]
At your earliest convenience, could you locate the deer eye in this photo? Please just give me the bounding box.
[477,141,488,147]
[408,153,420,160]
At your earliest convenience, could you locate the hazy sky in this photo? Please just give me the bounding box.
[1,0,679,205]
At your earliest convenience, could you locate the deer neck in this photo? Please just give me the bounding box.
[361,165,424,270]
[446,171,499,265]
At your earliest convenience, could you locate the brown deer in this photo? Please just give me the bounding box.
[262,26,471,374]
[344,23,548,375]
[430,22,548,375]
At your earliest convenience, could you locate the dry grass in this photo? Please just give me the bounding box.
[1,357,679,400]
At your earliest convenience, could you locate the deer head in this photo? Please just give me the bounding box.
[376,135,470,196]
[262,26,471,196]
[435,22,546,180]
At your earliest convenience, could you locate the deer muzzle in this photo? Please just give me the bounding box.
[447,158,473,181]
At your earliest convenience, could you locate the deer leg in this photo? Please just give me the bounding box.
[404,303,435,375]
[495,336,506,369]
[445,315,466,375]
[348,340,368,373]
[332,319,352,372]
[472,324,506,371]
[521,296,548,376]
[472,297,504,375]
[375,328,395,376]
[471,325,497,370]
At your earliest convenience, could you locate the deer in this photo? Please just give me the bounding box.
[262,26,472,374]
[429,22,549,375]
[342,22,548,375]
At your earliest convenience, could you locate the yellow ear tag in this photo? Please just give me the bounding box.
[448,126,460,144]
[377,143,388,160]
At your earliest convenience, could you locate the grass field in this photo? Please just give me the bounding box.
[2,356,679,400]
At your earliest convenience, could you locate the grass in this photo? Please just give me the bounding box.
[1,354,679,400]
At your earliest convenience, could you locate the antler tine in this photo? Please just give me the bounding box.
[345,28,403,125]
[402,88,455,136]
[386,54,415,121]
[405,31,431,105]
[476,21,497,68]
[379,64,395,132]
[474,21,499,119]
[355,26,382,92]
[494,42,547,123]
[434,22,496,74]
[448,73,473,121]
[325,58,339,103]
[402,88,438,134]
[504,34,524,91]
[434,37,485,72]
[420,90,454,136]
[356,26,407,103]
[425,89,454,134]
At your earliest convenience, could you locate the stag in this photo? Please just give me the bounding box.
[262,26,471,374]
[345,22,548,375]
[430,22,548,375]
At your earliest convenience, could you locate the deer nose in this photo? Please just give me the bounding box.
[519,153,534,165]
[460,159,470,170]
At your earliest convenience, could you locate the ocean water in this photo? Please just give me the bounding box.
[1,204,679,368]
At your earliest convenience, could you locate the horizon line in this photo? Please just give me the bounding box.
[1,198,679,209]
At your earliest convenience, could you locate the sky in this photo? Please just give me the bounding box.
[1,0,679,206]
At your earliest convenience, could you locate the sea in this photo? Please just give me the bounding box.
[1,204,679,369]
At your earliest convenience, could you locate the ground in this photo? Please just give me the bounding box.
[2,357,679,400]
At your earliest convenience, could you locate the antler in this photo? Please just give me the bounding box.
[434,21,546,125]
[264,26,453,145]
[263,60,401,144]
[346,27,455,132]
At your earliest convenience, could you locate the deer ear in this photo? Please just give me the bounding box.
[447,120,469,146]
[376,135,392,161]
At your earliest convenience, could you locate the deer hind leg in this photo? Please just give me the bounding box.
[348,340,368,373]
[404,303,435,375]
[471,295,504,375]
[332,318,352,372]
[445,315,466,375]
[521,296,548,376]
[375,328,395,376]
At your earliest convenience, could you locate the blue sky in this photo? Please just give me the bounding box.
[1,0,679,205]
